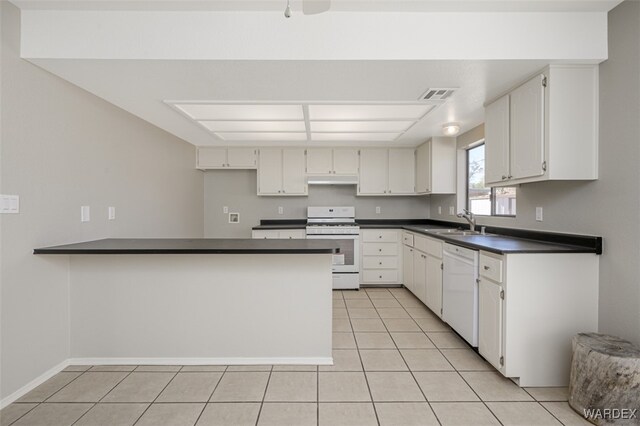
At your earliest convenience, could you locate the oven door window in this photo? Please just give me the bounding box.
[332,238,355,266]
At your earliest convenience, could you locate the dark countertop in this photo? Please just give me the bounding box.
[34,238,340,255]
[252,219,602,255]
[402,226,593,254]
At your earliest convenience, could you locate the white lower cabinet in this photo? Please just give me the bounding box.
[401,231,443,318]
[425,254,443,318]
[360,229,402,286]
[252,229,306,239]
[402,244,414,294]
[477,250,599,386]
[478,278,503,370]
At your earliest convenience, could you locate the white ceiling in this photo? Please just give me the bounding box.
[28,59,553,146]
[11,0,622,12]
[13,0,620,147]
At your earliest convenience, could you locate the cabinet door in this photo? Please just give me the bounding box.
[252,230,280,239]
[479,279,503,370]
[413,251,427,304]
[278,230,306,239]
[403,245,415,294]
[415,143,430,193]
[358,149,388,195]
[485,95,511,184]
[306,148,333,175]
[257,149,283,195]
[425,254,443,318]
[510,74,545,180]
[227,148,257,168]
[282,149,307,195]
[388,148,416,194]
[333,148,359,175]
[198,148,226,168]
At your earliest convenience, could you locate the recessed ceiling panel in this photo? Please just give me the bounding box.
[200,120,305,132]
[311,133,400,141]
[311,120,413,133]
[216,132,308,141]
[308,104,434,121]
[174,104,304,120]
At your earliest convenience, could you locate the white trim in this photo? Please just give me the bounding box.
[0,359,70,409]
[69,357,333,366]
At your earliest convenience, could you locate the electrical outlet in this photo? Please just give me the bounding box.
[438,206,442,215]
[0,195,19,214]
[108,206,116,220]
[449,206,455,216]
[536,207,544,222]
[81,206,90,222]
[278,206,284,215]
[223,206,229,214]
[375,206,381,214]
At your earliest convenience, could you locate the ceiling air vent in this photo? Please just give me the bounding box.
[419,88,457,101]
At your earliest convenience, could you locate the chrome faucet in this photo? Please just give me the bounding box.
[457,208,476,232]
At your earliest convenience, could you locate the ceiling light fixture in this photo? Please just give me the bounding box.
[442,122,460,136]
[284,0,292,18]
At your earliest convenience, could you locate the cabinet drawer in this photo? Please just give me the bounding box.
[480,253,504,283]
[362,256,398,270]
[252,230,280,239]
[362,229,399,243]
[278,230,306,239]
[363,270,399,283]
[362,243,398,256]
[402,232,414,247]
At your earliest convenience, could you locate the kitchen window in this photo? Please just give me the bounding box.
[466,143,516,216]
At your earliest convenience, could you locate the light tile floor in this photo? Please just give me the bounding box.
[1,287,591,426]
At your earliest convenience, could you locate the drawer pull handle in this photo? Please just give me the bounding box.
[379,262,383,265]
[484,265,490,270]
[379,275,383,279]
[379,235,382,239]
[379,249,382,252]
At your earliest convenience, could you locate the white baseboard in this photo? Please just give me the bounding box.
[0,356,333,409]
[69,357,333,366]
[0,359,70,409]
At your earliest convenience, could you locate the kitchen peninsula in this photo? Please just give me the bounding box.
[34,239,339,366]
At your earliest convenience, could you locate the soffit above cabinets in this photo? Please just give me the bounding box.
[168,102,436,143]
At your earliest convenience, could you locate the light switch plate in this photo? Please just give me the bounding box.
[438,206,442,215]
[81,206,90,222]
[536,207,544,222]
[108,206,116,220]
[375,206,381,214]
[278,206,284,215]
[449,206,455,216]
[0,195,19,214]
[223,206,229,214]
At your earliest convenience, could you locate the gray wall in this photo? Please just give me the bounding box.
[0,2,204,400]
[431,0,640,344]
[204,170,430,238]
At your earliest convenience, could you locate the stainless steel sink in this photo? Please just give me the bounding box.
[429,229,481,236]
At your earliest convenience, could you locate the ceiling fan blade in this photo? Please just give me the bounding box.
[302,0,331,15]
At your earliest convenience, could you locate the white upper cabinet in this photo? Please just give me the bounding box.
[358,148,389,195]
[306,148,359,175]
[484,95,511,184]
[484,65,598,186]
[358,148,415,195]
[388,148,416,194]
[510,74,545,180]
[415,137,456,194]
[197,147,257,169]
[306,148,333,174]
[258,148,307,196]
[332,148,359,175]
[282,148,307,195]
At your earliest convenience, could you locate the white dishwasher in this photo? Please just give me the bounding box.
[442,243,479,347]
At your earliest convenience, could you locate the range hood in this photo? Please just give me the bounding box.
[306,175,359,185]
